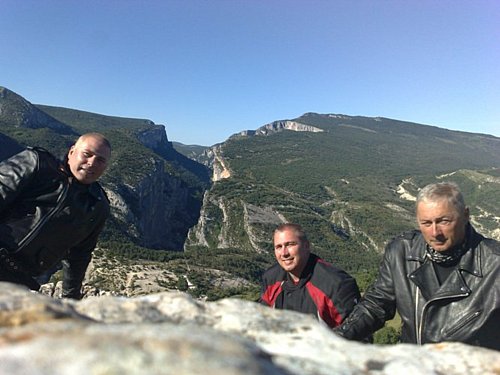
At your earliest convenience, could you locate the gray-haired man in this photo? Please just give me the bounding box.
[336,182,499,350]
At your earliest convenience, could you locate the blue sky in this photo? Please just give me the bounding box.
[1,1,499,146]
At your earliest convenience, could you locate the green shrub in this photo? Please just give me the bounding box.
[176,277,189,291]
[373,325,400,345]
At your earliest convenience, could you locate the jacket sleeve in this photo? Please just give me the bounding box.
[335,242,398,341]
[259,265,286,307]
[258,275,269,305]
[62,215,107,299]
[306,267,361,328]
[332,275,362,322]
[0,149,37,214]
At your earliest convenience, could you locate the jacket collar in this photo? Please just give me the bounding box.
[412,262,469,300]
[282,253,318,289]
[405,224,483,276]
[86,181,106,200]
[457,224,483,277]
[62,161,105,200]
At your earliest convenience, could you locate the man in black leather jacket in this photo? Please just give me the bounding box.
[335,182,499,350]
[0,133,111,299]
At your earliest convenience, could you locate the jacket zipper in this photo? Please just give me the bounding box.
[444,311,481,337]
[415,287,421,344]
[417,290,470,345]
[16,183,69,252]
[271,281,285,308]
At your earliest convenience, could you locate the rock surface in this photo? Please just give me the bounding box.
[1,282,499,375]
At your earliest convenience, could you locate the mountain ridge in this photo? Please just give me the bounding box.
[1,86,499,301]
[184,111,500,278]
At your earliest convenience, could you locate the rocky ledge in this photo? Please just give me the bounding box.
[0,282,498,375]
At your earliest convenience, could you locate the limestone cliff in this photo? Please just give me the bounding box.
[109,159,192,249]
[236,120,324,137]
[185,190,286,252]
[211,145,232,181]
[107,125,206,250]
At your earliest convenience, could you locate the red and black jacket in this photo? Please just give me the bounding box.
[260,253,361,328]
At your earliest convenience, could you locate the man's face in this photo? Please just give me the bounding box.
[67,136,111,184]
[417,198,469,252]
[273,228,310,281]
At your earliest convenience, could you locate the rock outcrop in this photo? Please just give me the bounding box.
[210,145,232,181]
[236,120,324,137]
[1,282,498,375]
[185,193,287,252]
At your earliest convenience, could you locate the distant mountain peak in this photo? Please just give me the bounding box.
[0,86,76,135]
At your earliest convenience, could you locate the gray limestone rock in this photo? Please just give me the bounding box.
[1,282,499,375]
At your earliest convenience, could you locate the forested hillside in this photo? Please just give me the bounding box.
[185,113,500,283]
[2,87,499,305]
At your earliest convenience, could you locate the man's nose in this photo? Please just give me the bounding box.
[87,156,96,166]
[280,246,290,257]
[431,223,441,236]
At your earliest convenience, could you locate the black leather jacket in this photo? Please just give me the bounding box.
[0,147,109,298]
[336,226,500,350]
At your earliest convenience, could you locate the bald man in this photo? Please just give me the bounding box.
[0,133,111,299]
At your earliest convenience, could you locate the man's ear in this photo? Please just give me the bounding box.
[68,145,75,156]
[464,207,470,221]
[305,240,311,252]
